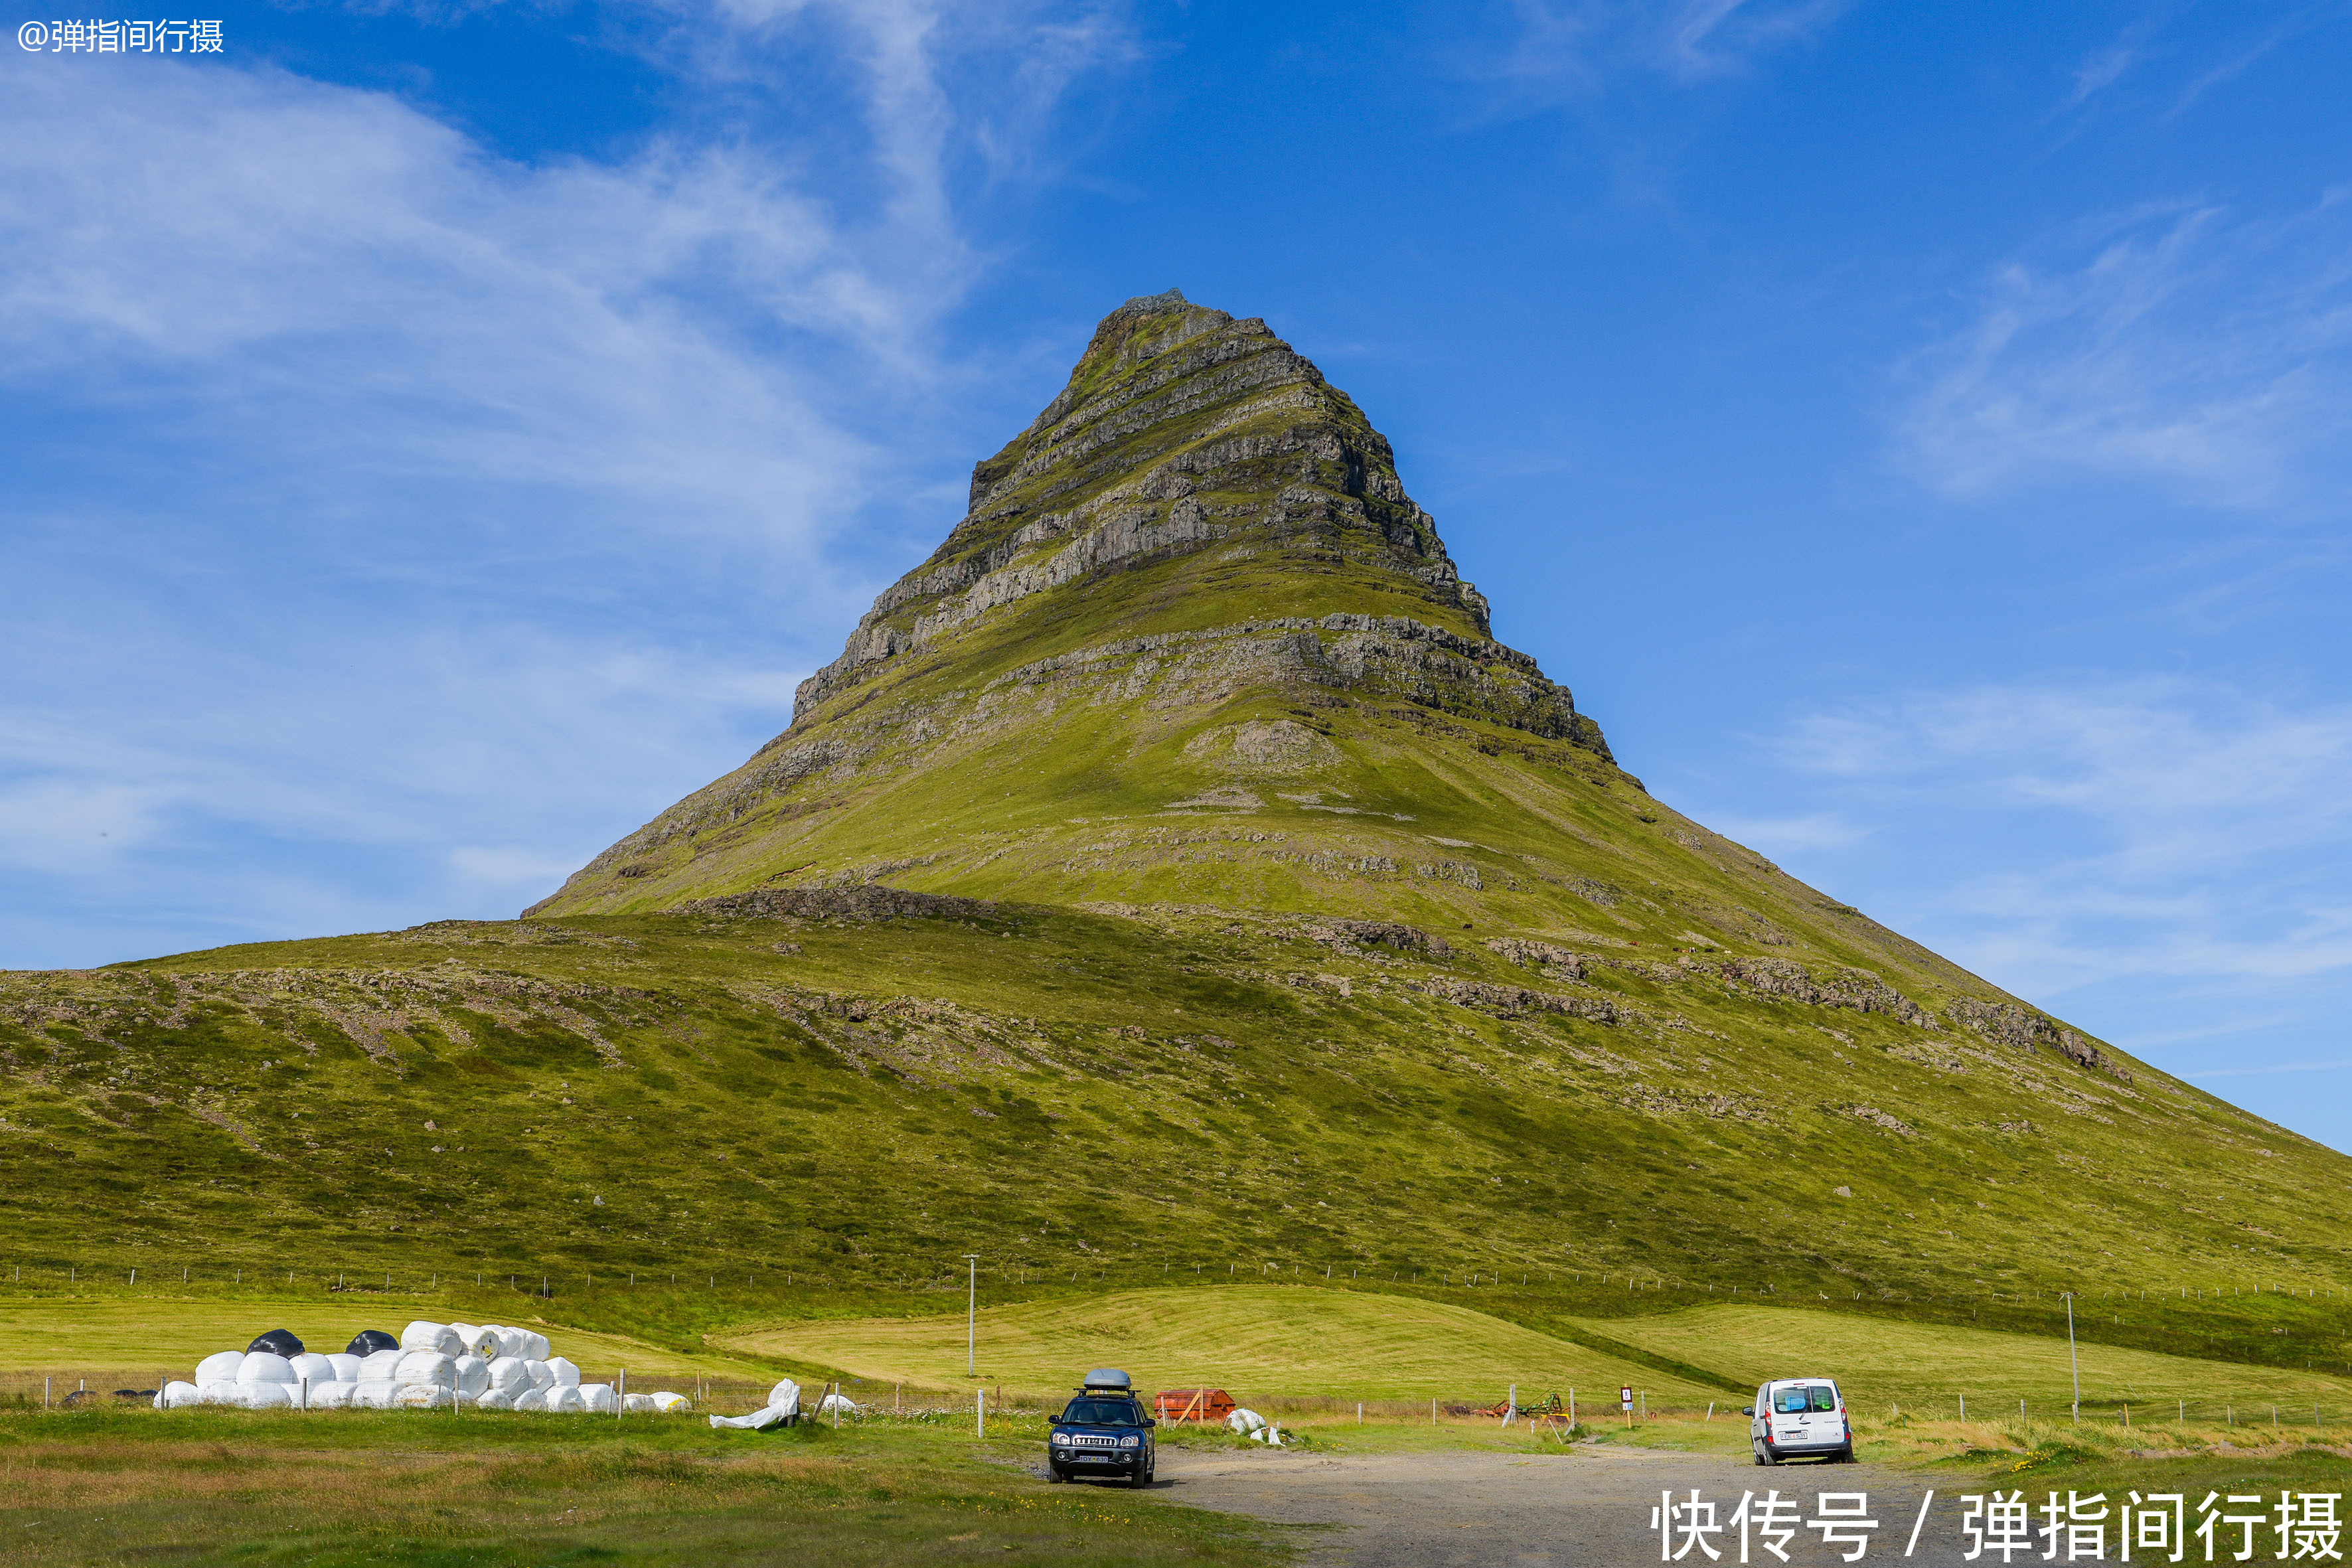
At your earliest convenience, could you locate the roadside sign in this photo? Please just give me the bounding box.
[1620,1385,1633,1411]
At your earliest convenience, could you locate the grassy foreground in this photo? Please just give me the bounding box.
[0,1407,1283,1567]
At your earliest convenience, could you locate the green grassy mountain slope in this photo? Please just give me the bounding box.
[3,291,2348,1379]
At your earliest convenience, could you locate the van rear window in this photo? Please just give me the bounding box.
[1773,1385,1837,1413]
[1810,1386,1836,1412]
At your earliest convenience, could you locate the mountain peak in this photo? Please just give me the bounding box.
[534,297,1630,921]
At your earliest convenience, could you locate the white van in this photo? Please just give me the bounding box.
[1743,1377,1853,1464]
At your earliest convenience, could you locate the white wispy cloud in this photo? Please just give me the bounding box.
[1768,679,2352,996]
[0,3,1129,967]
[1495,0,1849,90]
[1893,196,2352,509]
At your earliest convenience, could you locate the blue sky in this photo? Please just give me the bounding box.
[5,1,2351,1148]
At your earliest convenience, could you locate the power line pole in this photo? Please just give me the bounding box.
[965,1255,980,1376]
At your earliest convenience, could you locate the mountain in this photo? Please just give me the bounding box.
[5,293,2347,1347]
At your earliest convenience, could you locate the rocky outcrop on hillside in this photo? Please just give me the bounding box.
[1948,998,2131,1081]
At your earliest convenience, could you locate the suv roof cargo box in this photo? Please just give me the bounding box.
[1081,1369,1133,1392]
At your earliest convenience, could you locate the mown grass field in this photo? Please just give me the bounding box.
[1569,1304,2352,1417]
[0,1407,1282,1567]
[717,1284,1718,1405]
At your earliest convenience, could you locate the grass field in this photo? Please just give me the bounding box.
[1571,1305,2352,1416]
[0,1407,1281,1567]
[720,1285,1721,1405]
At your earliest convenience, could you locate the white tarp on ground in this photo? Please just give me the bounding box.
[195,1352,245,1386]
[708,1405,793,1430]
[578,1383,617,1414]
[546,1357,580,1388]
[767,1379,801,1415]
[236,1352,297,1384]
[1227,1407,1267,1435]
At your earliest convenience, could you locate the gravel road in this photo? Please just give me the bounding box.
[1137,1445,1975,1567]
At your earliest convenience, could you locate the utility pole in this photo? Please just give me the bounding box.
[965,1256,980,1377]
[2064,1293,2080,1424]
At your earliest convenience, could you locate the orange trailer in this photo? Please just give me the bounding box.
[1153,1388,1235,1423]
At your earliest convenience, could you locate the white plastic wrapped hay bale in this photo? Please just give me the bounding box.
[523,1360,555,1391]
[351,1381,402,1409]
[815,1392,856,1415]
[402,1322,465,1357]
[546,1356,581,1388]
[197,1381,241,1405]
[524,1331,550,1360]
[509,1386,548,1412]
[451,1355,491,1397]
[473,1388,515,1411]
[289,1352,337,1385]
[158,1381,200,1409]
[486,1356,530,1395]
[621,1393,658,1413]
[326,1354,362,1382]
[394,1351,455,1389]
[544,1385,585,1413]
[359,1348,404,1382]
[487,1326,524,1359]
[392,1383,447,1409]
[237,1352,297,1385]
[649,1391,690,1413]
[237,1383,295,1409]
[578,1383,617,1414]
[447,1322,494,1356]
[308,1381,356,1409]
[195,1351,244,1387]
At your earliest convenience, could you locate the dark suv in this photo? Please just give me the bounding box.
[1047,1369,1155,1488]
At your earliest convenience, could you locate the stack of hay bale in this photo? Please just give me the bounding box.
[156,1321,690,1413]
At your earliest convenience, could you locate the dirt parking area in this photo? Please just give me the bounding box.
[1143,1445,1956,1567]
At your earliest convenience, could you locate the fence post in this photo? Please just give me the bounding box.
[978,1387,986,1440]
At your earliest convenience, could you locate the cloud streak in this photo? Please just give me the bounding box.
[0,4,1131,967]
[1893,196,2352,509]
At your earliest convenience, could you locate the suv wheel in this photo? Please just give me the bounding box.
[1048,1466,1067,1484]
